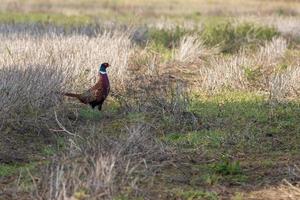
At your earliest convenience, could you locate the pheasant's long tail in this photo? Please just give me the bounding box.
[63,92,81,98]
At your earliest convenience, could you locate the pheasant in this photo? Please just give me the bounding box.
[64,63,110,111]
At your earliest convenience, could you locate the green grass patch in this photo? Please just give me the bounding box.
[40,135,67,157]
[213,156,242,175]
[188,91,300,153]
[79,107,103,120]
[0,12,93,26]
[192,157,247,186]
[0,164,20,177]
[201,21,279,53]
[172,188,218,200]
[148,26,190,49]
[0,162,36,177]
[41,145,56,156]
[147,42,174,61]
[160,90,300,155]
[146,26,192,61]
[163,130,224,149]
[190,91,268,124]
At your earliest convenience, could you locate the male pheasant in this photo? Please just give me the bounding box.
[64,63,110,111]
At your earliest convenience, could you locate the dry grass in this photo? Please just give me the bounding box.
[1,25,295,126]
[246,165,300,200]
[195,37,299,100]
[0,27,133,128]
[246,181,300,200]
[175,35,206,62]
[0,22,299,129]
[33,124,170,200]
[0,3,300,198]
[1,0,300,18]
[260,16,300,38]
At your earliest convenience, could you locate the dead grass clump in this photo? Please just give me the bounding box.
[199,55,247,91]
[257,37,287,67]
[269,65,300,101]
[34,124,170,200]
[197,37,291,95]
[246,183,300,200]
[175,35,206,62]
[129,47,161,75]
[260,37,300,100]
[112,74,199,133]
[267,16,300,39]
[0,64,66,129]
[113,74,187,112]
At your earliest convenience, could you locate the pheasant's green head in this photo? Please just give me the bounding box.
[99,63,110,74]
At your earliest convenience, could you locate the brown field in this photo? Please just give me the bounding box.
[0,0,300,200]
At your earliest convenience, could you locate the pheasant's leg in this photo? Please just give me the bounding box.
[89,101,98,109]
[97,104,102,111]
[97,100,104,111]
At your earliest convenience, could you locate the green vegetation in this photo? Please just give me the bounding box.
[173,189,218,200]
[143,21,279,57]
[79,107,103,120]
[163,130,224,149]
[41,136,65,157]
[161,90,299,189]
[190,157,247,186]
[148,27,189,49]
[148,42,174,61]
[189,91,300,153]
[146,27,190,61]
[0,164,20,177]
[0,12,93,26]
[244,67,262,83]
[213,156,242,176]
[0,163,36,177]
[202,21,279,53]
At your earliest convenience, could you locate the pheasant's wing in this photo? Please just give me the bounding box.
[78,90,97,103]
[77,76,102,102]
[90,77,105,101]
[94,87,105,101]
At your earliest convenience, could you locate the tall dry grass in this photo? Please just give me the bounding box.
[1,23,299,131]
[175,35,205,62]
[265,16,300,38]
[0,28,133,128]
[196,37,300,100]
[34,124,170,200]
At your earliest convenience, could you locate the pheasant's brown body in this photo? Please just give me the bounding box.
[64,67,110,111]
